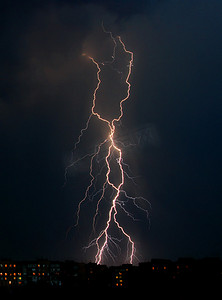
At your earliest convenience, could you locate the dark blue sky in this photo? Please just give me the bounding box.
[0,0,222,264]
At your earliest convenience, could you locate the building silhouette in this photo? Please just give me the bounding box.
[0,257,221,297]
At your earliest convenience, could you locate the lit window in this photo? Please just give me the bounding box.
[33,272,35,276]
[5,264,7,268]
[152,267,155,270]
[13,264,16,268]
[164,266,167,270]
[9,281,11,285]
[5,273,7,276]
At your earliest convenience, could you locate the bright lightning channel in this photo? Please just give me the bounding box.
[65,26,150,265]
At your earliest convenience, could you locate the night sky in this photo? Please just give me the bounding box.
[1,0,222,264]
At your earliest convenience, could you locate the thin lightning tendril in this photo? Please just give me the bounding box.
[66,27,150,265]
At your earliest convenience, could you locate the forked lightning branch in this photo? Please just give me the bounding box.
[65,26,150,265]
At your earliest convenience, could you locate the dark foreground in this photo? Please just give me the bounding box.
[0,257,221,298]
[0,281,221,299]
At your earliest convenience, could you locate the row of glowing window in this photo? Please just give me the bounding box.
[1,264,60,269]
[1,277,22,281]
[29,264,59,269]
[32,272,47,276]
[0,264,16,268]
[152,266,167,270]
[116,283,123,287]
[0,273,22,276]
[2,280,22,285]
[0,272,45,279]
[29,264,49,268]
[152,265,189,270]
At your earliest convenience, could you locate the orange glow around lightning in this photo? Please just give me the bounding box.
[83,38,134,264]
[65,27,150,265]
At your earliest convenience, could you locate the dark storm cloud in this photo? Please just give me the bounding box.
[123,0,222,259]
[0,0,139,260]
[0,2,107,260]
[1,0,222,262]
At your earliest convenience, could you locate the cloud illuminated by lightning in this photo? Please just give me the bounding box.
[65,25,150,265]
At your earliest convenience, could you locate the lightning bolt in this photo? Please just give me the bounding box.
[65,26,150,265]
